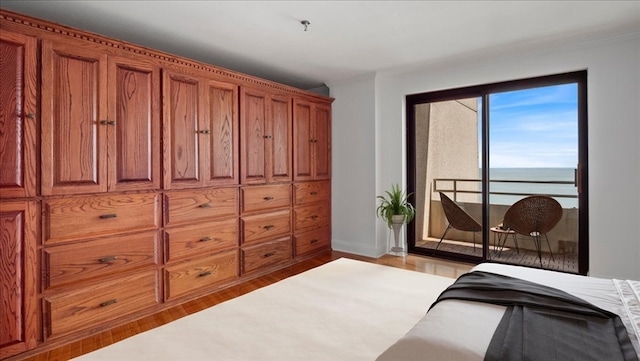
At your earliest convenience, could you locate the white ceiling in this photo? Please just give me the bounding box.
[2,1,639,90]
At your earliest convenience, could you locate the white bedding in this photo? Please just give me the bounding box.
[376,263,640,361]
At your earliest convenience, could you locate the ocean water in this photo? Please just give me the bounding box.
[488,168,578,208]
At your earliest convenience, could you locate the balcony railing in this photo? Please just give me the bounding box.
[433,178,577,204]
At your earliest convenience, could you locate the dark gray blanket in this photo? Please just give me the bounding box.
[429,271,638,361]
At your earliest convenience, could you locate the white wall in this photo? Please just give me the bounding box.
[328,31,640,280]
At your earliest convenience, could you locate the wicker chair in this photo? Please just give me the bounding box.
[436,192,482,251]
[503,195,563,267]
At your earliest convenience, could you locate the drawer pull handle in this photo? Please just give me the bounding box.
[311,215,319,220]
[26,113,36,119]
[263,252,275,258]
[99,256,118,263]
[100,120,116,126]
[99,213,117,219]
[263,224,274,230]
[263,196,274,201]
[198,271,212,277]
[197,129,210,134]
[310,191,318,195]
[310,239,319,244]
[100,299,117,307]
[263,135,273,139]
[200,236,212,242]
[199,203,212,208]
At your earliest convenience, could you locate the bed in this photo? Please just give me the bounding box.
[72,258,639,361]
[377,262,640,361]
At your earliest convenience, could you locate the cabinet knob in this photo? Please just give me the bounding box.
[99,255,118,263]
[100,299,118,307]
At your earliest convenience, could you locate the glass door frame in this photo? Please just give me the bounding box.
[406,71,589,275]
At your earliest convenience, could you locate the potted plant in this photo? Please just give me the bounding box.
[376,184,415,253]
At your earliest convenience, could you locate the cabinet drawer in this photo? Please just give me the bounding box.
[165,187,238,226]
[241,184,291,213]
[294,181,330,206]
[165,218,238,263]
[294,203,330,232]
[44,193,160,244]
[241,210,291,245]
[164,250,238,301]
[44,231,159,289]
[294,227,331,256]
[44,269,159,339]
[241,237,292,274]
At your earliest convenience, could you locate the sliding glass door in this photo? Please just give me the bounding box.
[406,71,588,274]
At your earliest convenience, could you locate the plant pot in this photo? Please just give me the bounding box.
[390,215,405,253]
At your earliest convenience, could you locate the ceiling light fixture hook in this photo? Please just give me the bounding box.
[300,20,310,31]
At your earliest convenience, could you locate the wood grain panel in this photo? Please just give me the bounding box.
[269,95,292,182]
[41,40,108,195]
[163,71,201,189]
[240,88,267,184]
[294,227,331,256]
[241,237,292,274]
[0,30,37,199]
[294,203,330,233]
[165,218,238,263]
[241,209,291,245]
[293,100,313,180]
[164,187,238,226]
[44,270,159,339]
[44,193,160,244]
[241,184,291,214]
[108,55,160,192]
[294,181,331,206]
[205,80,238,185]
[164,250,238,301]
[0,201,38,359]
[44,230,159,289]
[314,104,332,180]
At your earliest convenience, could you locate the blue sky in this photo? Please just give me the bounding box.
[483,83,578,168]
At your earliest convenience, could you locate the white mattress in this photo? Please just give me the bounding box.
[377,263,640,361]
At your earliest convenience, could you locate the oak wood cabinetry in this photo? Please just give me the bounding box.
[163,70,239,189]
[41,39,161,196]
[293,181,332,256]
[240,88,292,184]
[0,201,39,359]
[293,99,331,181]
[0,28,39,360]
[0,30,37,199]
[0,9,332,360]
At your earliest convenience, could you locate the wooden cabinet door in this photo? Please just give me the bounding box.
[162,70,205,189]
[203,80,238,186]
[240,88,268,184]
[0,31,37,199]
[313,103,331,180]
[107,55,161,192]
[0,201,38,359]
[268,95,292,182]
[293,99,314,181]
[42,40,108,195]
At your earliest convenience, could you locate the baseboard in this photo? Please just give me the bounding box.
[331,239,387,258]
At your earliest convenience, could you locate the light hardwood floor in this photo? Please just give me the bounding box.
[14,251,473,361]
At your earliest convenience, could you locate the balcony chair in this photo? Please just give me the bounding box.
[436,192,482,251]
[502,195,563,267]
